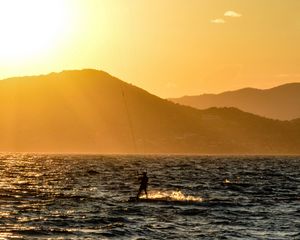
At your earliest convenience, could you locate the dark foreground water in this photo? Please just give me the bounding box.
[0,154,299,239]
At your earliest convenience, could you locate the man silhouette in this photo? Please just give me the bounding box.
[137,172,148,199]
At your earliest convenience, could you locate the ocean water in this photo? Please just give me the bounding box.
[0,154,299,240]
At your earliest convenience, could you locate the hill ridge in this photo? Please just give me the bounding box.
[0,69,299,154]
[170,82,300,120]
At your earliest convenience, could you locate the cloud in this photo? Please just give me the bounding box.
[224,11,242,18]
[211,18,226,24]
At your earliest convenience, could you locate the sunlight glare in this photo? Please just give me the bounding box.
[0,0,72,63]
[140,190,203,202]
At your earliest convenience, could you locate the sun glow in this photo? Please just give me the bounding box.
[0,0,72,63]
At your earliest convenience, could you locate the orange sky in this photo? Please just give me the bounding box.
[0,0,299,97]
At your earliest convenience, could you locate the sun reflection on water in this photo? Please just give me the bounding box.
[140,190,203,202]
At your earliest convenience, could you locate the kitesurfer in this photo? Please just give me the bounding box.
[137,172,148,199]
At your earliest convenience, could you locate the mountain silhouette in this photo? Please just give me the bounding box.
[1,69,300,154]
[169,83,300,120]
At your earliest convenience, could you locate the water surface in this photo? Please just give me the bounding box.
[0,154,299,239]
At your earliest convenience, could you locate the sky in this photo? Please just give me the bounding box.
[0,0,299,97]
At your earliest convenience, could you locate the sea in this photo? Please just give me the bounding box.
[0,154,299,239]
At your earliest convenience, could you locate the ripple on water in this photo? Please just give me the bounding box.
[0,154,299,239]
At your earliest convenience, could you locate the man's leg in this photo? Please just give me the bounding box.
[137,187,142,199]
